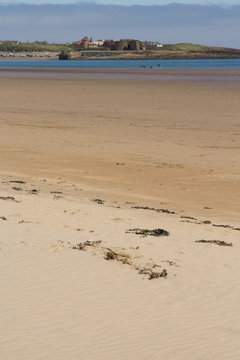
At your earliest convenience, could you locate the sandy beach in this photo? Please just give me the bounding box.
[1,69,240,359]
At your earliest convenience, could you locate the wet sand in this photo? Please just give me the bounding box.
[1,67,240,81]
[1,71,240,221]
[1,70,240,360]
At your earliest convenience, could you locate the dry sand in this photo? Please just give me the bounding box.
[1,70,240,359]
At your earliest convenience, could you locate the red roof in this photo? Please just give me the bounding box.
[75,37,90,45]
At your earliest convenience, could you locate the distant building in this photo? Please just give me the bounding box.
[145,41,163,48]
[75,37,97,49]
[0,40,19,45]
[95,40,104,47]
[75,36,90,48]
[113,39,146,51]
[103,40,115,50]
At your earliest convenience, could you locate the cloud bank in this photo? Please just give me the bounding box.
[0,3,240,48]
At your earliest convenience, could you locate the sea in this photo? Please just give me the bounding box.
[0,58,240,69]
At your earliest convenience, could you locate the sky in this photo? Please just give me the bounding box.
[0,1,240,48]
[1,0,240,5]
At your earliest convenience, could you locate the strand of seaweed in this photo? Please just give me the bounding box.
[130,204,240,232]
[71,240,168,280]
[180,217,240,231]
[195,239,233,247]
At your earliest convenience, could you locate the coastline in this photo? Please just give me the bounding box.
[1,68,240,81]
[2,50,240,62]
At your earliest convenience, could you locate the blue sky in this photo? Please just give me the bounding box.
[1,1,240,4]
[0,2,240,48]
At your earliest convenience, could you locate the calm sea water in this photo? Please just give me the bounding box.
[0,58,240,69]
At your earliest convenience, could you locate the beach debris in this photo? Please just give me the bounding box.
[157,208,176,215]
[138,268,167,280]
[180,219,198,224]
[71,240,168,280]
[116,163,125,166]
[195,240,233,247]
[212,223,240,231]
[53,195,64,200]
[126,228,170,237]
[12,187,23,191]
[18,220,31,224]
[9,180,26,184]
[50,191,63,194]
[0,196,19,202]
[132,206,176,215]
[0,216,7,221]
[103,248,167,280]
[180,219,211,225]
[180,216,197,220]
[179,217,240,231]
[91,199,105,205]
[103,248,132,265]
[72,240,102,251]
[232,226,240,231]
[26,189,38,194]
[212,224,231,229]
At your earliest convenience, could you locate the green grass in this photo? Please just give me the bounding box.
[160,43,209,51]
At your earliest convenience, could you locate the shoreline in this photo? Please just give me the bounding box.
[1,68,240,81]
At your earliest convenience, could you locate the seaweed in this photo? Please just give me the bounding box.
[0,196,19,202]
[126,228,170,237]
[91,199,105,205]
[72,240,102,251]
[9,180,26,184]
[195,240,232,247]
[132,206,176,215]
[139,268,168,280]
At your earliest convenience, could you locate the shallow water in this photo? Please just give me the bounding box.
[0,58,240,69]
